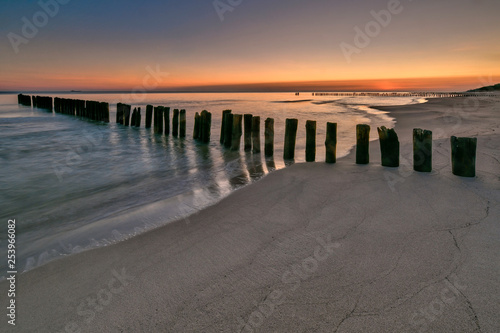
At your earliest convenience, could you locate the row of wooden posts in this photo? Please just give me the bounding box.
[32,96,53,110]
[18,94,477,177]
[55,98,110,122]
[115,104,204,140]
[18,94,110,122]
[18,94,32,106]
[215,111,476,178]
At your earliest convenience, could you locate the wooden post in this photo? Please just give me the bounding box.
[451,136,477,177]
[356,124,370,164]
[306,120,316,162]
[164,107,170,135]
[180,109,186,138]
[193,112,201,139]
[101,102,109,122]
[231,114,243,151]
[252,116,261,153]
[283,118,298,160]
[220,110,231,144]
[131,108,137,127]
[145,105,153,128]
[200,110,212,143]
[325,122,337,163]
[123,104,131,126]
[172,109,179,137]
[135,107,141,127]
[223,113,233,149]
[413,128,432,172]
[116,103,124,124]
[377,126,399,167]
[205,111,212,143]
[154,106,163,133]
[265,118,274,157]
[244,114,253,151]
[153,106,158,132]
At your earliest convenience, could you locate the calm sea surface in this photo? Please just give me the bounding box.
[0,92,426,277]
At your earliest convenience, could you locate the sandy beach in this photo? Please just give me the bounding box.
[2,96,499,332]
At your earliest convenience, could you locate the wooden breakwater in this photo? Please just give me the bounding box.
[215,110,477,177]
[18,93,478,177]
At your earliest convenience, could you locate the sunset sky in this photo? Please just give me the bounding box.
[1,0,499,92]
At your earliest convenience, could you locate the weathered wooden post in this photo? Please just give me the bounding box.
[180,109,186,138]
[130,108,136,126]
[413,128,432,172]
[116,103,124,124]
[101,102,109,122]
[153,106,158,132]
[306,120,316,162]
[154,106,164,133]
[172,109,179,137]
[205,111,212,143]
[244,114,253,151]
[92,101,98,120]
[193,112,201,139]
[451,136,477,177]
[220,110,231,144]
[231,114,243,151]
[164,107,170,135]
[135,107,141,127]
[283,118,298,160]
[265,118,274,157]
[356,124,370,164]
[377,126,399,167]
[132,108,138,126]
[325,122,337,163]
[123,104,131,126]
[200,110,212,143]
[79,100,85,118]
[252,116,261,153]
[145,105,153,128]
[90,101,96,120]
[223,113,233,149]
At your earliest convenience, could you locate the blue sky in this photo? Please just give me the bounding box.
[1,0,499,90]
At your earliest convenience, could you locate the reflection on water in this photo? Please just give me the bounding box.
[0,92,420,277]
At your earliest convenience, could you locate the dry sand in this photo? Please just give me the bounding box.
[1,96,499,332]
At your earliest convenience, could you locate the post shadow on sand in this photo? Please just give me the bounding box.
[245,151,266,181]
[221,149,250,189]
[192,141,221,197]
[265,156,277,172]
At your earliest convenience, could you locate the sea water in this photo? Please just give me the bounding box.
[0,92,426,278]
